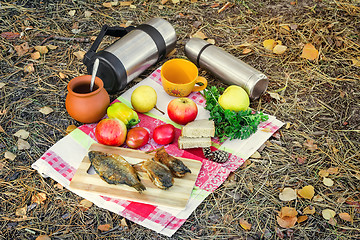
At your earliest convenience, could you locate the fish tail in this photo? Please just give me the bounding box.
[133,183,146,192]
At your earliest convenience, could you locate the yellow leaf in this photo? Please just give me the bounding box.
[323,177,334,187]
[239,218,252,230]
[250,151,261,159]
[263,39,276,51]
[31,51,41,60]
[66,125,77,134]
[297,185,315,200]
[32,192,47,204]
[120,218,128,227]
[297,215,308,223]
[279,207,298,218]
[0,82,5,89]
[17,139,30,150]
[276,216,297,228]
[98,224,111,231]
[338,212,352,222]
[34,46,48,54]
[120,1,132,6]
[300,43,319,60]
[73,50,86,60]
[24,63,35,73]
[322,209,336,220]
[303,206,315,215]
[207,39,216,44]
[279,188,297,202]
[318,169,329,177]
[273,45,287,54]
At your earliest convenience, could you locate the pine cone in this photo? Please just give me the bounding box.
[202,147,212,158]
[209,150,229,163]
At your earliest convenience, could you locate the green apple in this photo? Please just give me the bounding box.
[131,85,157,113]
[218,85,250,111]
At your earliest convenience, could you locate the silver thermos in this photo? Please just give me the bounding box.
[184,38,268,100]
[84,18,177,93]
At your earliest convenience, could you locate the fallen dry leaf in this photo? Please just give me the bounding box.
[1,32,20,40]
[242,48,252,54]
[31,51,41,60]
[34,46,48,54]
[297,185,315,200]
[273,45,287,55]
[120,218,128,227]
[300,43,319,60]
[338,212,352,222]
[303,139,318,152]
[5,151,16,160]
[239,218,252,230]
[279,188,297,202]
[303,206,315,215]
[322,209,336,220]
[59,72,67,79]
[66,125,77,134]
[192,31,207,39]
[269,92,281,101]
[73,50,86,60]
[297,215,308,223]
[98,224,111,231]
[14,42,30,56]
[39,106,53,115]
[263,39,276,51]
[32,192,47,204]
[276,215,297,228]
[327,167,339,175]
[46,44,58,50]
[0,82,5,88]
[352,57,360,67]
[84,10,92,17]
[68,10,76,16]
[35,235,51,240]
[24,63,35,73]
[328,217,337,226]
[319,169,329,177]
[79,199,93,210]
[250,151,261,159]
[207,38,216,44]
[280,25,291,34]
[15,206,27,217]
[313,195,324,202]
[102,2,112,7]
[279,207,298,218]
[14,129,29,139]
[17,139,30,150]
[323,177,334,187]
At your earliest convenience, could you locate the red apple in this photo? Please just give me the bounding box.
[95,118,127,146]
[126,127,150,149]
[153,124,175,145]
[167,98,198,125]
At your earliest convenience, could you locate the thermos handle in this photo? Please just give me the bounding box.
[83,25,135,66]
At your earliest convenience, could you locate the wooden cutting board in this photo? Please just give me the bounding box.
[69,143,203,210]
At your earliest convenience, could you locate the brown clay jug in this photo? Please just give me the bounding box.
[65,75,110,123]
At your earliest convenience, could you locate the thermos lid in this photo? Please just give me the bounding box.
[185,38,268,100]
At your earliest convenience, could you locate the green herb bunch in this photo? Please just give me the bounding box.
[203,86,269,142]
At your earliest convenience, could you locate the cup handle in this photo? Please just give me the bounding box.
[192,77,208,92]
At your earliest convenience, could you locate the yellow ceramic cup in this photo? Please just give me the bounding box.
[161,58,207,97]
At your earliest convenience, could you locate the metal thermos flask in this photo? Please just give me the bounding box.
[83,18,176,93]
[184,38,268,100]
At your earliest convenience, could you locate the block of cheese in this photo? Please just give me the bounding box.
[181,120,215,138]
[178,136,211,149]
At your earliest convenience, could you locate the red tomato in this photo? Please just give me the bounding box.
[126,127,149,149]
[153,124,175,145]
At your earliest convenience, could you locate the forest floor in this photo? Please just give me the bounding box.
[0,0,359,239]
